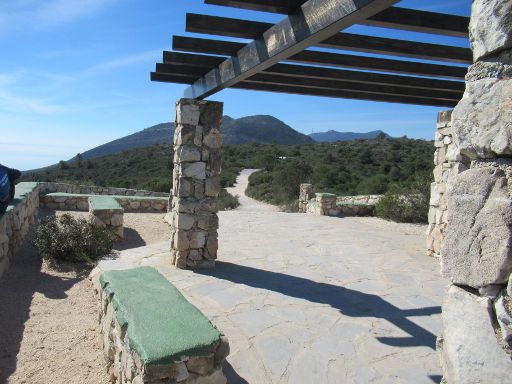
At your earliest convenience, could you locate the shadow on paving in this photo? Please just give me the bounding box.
[113,227,146,251]
[196,261,441,350]
[0,225,86,382]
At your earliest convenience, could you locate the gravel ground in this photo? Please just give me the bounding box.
[0,209,171,384]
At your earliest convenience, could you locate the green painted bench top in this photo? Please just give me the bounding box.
[100,267,221,365]
[45,192,167,202]
[5,182,40,212]
[89,195,123,211]
[315,193,336,198]
[336,202,374,207]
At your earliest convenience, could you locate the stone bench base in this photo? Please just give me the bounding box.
[88,196,124,239]
[97,267,229,384]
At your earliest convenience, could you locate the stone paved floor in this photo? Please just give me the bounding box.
[96,169,448,384]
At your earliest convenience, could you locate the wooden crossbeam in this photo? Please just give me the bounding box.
[204,0,469,37]
[182,0,401,99]
[163,51,465,93]
[152,71,458,107]
[173,36,467,79]
[186,14,471,63]
[156,62,461,101]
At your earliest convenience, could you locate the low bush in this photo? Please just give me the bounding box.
[218,188,240,211]
[35,214,114,264]
[375,179,430,223]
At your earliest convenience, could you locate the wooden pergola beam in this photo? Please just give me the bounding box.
[183,0,401,99]
[173,36,467,79]
[163,51,465,93]
[152,71,458,107]
[204,0,470,37]
[186,13,471,63]
[157,62,462,102]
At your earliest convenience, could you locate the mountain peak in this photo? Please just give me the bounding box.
[309,129,391,142]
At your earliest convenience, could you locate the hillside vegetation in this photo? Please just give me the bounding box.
[22,137,433,217]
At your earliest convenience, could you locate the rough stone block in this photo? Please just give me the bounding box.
[441,167,512,287]
[182,163,206,180]
[438,285,512,384]
[174,145,201,163]
[205,176,220,197]
[470,0,512,61]
[175,213,195,231]
[452,63,512,160]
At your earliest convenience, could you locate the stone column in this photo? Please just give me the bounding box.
[315,193,337,216]
[169,99,223,269]
[437,1,512,381]
[425,110,469,258]
[298,183,313,213]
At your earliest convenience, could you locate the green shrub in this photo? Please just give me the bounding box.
[218,188,240,211]
[35,214,114,264]
[375,179,430,223]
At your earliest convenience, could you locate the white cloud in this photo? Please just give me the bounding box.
[84,50,162,74]
[0,70,65,114]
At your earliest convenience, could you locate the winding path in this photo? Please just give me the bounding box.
[98,170,447,384]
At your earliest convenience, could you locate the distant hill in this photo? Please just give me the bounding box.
[79,123,174,160]
[73,115,313,162]
[309,130,391,142]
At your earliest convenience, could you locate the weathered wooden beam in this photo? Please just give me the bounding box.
[363,7,469,38]
[203,1,469,37]
[152,71,458,107]
[184,0,401,99]
[156,62,461,101]
[163,51,465,93]
[186,14,471,63]
[173,36,467,79]
[204,0,304,14]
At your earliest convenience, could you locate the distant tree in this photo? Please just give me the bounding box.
[76,153,83,168]
[59,160,69,170]
[86,160,94,169]
[376,132,387,140]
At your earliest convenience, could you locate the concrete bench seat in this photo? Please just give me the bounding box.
[88,196,124,239]
[98,267,229,383]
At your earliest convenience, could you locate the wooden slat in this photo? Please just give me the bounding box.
[184,0,401,99]
[187,13,471,63]
[163,51,465,93]
[173,36,467,79]
[363,7,469,37]
[204,0,304,14]
[203,1,469,37]
[152,71,457,107]
[156,62,461,101]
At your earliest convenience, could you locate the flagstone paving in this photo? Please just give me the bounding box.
[95,169,448,384]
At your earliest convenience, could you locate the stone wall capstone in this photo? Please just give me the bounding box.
[168,99,223,269]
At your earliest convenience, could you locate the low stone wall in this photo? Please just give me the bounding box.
[40,193,168,212]
[38,182,168,198]
[302,191,381,217]
[0,182,40,278]
[97,267,229,384]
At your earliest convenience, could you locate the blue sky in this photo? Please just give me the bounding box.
[0,0,470,170]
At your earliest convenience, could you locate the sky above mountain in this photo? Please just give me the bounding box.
[0,0,470,170]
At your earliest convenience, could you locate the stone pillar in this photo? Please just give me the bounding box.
[425,110,469,258]
[437,1,512,381]
[298,183,313,213]
[315,193,337,216]
[169,99,223,269]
